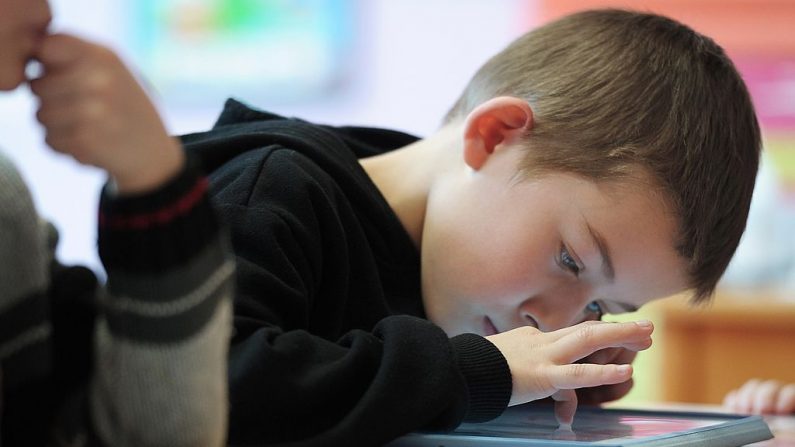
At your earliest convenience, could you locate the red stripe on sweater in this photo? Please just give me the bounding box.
[99,177,209,230]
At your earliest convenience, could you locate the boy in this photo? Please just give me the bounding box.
[1,0,234,445]
[6,6,760,447]
[194,9,755,445]
[216,7,755,444]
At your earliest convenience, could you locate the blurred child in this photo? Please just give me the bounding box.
[1,1,58,443]
[0,0,234,446]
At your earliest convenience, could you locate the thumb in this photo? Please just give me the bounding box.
[34,33,90,69]
[552,388,578,427]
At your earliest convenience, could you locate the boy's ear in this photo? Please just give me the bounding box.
[463,96,534,170]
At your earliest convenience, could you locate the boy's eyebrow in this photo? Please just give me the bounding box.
[586,223,615,282]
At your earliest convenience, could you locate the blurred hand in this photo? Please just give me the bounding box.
[724,379,795,415]
[575,346,637,405]
[485,320,653,425]
[30,33,184,194]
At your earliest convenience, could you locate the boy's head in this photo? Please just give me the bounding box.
[446,8,759,303]
[420,9,760,335]
[0,0,51,91]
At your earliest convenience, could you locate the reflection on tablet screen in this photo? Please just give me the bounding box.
[453,405,730,442]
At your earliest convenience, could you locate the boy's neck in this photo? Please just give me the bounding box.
[359,123,464,248]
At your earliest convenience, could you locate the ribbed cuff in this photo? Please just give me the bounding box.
[450,333,512,423]
[98,155,219,274]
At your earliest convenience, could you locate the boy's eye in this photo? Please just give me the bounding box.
[585,301,604,319]
[559,244,581,276]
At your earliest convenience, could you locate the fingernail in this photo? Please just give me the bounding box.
[618,365,632,374]
[635,320,652,328]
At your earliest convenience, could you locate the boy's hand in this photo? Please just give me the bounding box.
[485,320,653,425]
[30,33,184,194]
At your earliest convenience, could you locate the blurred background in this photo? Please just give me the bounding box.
[0,0,793,406]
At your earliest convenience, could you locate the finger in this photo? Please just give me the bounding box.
[36,98,92,131]
[34,33,90,70]
[753,380,782,414]
[549,363,633,390]
[552,389,578,427]
[553,321,653,363]
[737,379,762,414]
[37,92,109,130]
[551,425,577,441]
[29,62,93,100]
[723,389,738,411]
[776,384,795,414]
[545,320,603,341]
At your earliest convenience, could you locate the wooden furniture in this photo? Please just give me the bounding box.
[657,291,795,405]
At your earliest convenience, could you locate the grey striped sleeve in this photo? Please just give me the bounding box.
[90,234,235,447]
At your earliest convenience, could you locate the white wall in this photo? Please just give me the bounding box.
[0,0,534,272]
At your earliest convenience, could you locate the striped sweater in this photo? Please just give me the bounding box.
[91,155,235,447]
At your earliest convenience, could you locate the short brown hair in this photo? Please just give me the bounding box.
[445,9,761,303]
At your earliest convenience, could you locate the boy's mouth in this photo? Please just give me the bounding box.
[483,316,499,336]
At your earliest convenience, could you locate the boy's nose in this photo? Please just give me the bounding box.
[517,286,592,332]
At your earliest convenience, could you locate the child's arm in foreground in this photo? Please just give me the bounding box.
[724,379,795,415]
[31,34,234,447]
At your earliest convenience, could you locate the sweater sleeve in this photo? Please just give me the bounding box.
[91,156,235,447]
[213,148,512,447]
[450,333,513,422]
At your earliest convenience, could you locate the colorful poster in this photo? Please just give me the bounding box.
[130,0,355,105]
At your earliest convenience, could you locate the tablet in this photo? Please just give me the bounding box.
[387,404,773,446]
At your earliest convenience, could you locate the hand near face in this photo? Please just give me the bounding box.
[485,320,653,425]
[30,33,184,194]
[724,379,795,415]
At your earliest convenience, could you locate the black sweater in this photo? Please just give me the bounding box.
[183,99,512,446]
